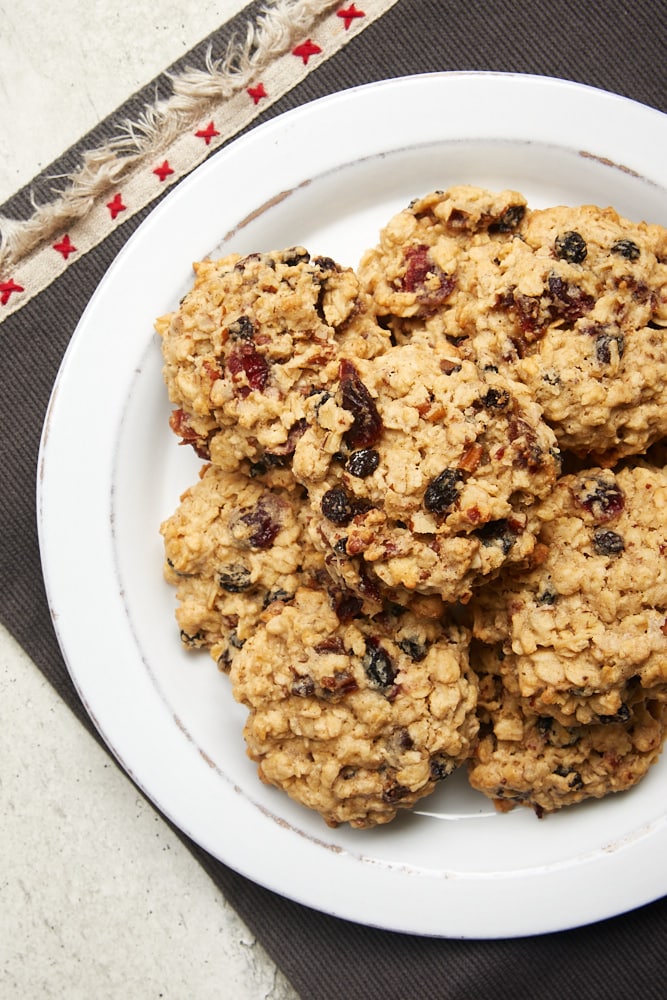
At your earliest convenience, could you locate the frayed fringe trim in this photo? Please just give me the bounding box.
[0,0,337,271]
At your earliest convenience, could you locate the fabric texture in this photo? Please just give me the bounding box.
[2,2,667,998]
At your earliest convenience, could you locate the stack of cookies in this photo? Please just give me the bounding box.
[156,186,667,827]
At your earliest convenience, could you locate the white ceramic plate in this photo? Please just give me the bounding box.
[38,73,667,938]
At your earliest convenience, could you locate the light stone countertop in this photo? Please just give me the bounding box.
[0,3,299,996]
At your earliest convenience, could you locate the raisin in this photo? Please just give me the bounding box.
[262,588,292,608]
[218,564,251,592]
[482,387,511,409]
[227,315,255,340]
[430,756,456,781]
[593,529,625,556]
[320,487,354,525]
[553,765,584,790]
[313,255,338,272]
[227,342,269,395]
[424,468,463,513]
[382,783,411,804]
[554,231,588,264]
[345,448,380,478]
[536,587,558,606]
[281,247,310,266]
[390,727,414,751]
[611,238,640,261]
[362,638,397,688]
[595,332,625,364]
[572,475,625,522]
[488,204,526,232]
[397,636,428,662]
[179,629,205,648]
[339,360,383,449]
[598,704,631,724]
[474,518,516,555]
[291,675,315,698]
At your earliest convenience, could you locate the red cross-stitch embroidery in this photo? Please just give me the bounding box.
[53,234,77,259]
[154,160,174,182]
[248,83,268,105]
[337,4,365,29]
[107,193,126,220]
[0,278,24,305]
[195,121,220,145]
[292,39,322,64]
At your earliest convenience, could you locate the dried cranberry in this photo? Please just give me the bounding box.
[401,244,435,292]
[548,274,595,321]
[554,231,588,264]
[218,564,251,592]
[362,638,397,688]
[227,342,269,395]
[400,244,456,309]
[227,315,255,339]
[592,529,625,556]
[424,468,463,513]
[320,671,358,695]
[573,475,625,522]
[611,239,640,261]
[339,360,383,449]
[345,448,380,478]
[235,495,283,549]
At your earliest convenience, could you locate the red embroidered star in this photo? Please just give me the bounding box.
[292,39,322,64]
[53,234,77,259]
[0,278,23,305]
[337,4,365,29]
[247,83,268,105]
[195,121,220,145]
[153,160,174,182]
[107,193,126,220]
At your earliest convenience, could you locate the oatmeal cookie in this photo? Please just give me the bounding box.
[357,184,527,323]
[292,341,560,610]
[230,586,478,828]
[156,248,390,471]
[468,646,667,814]
[160,463,325,670]
[472,464,667,725]
[362,194,667,463]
